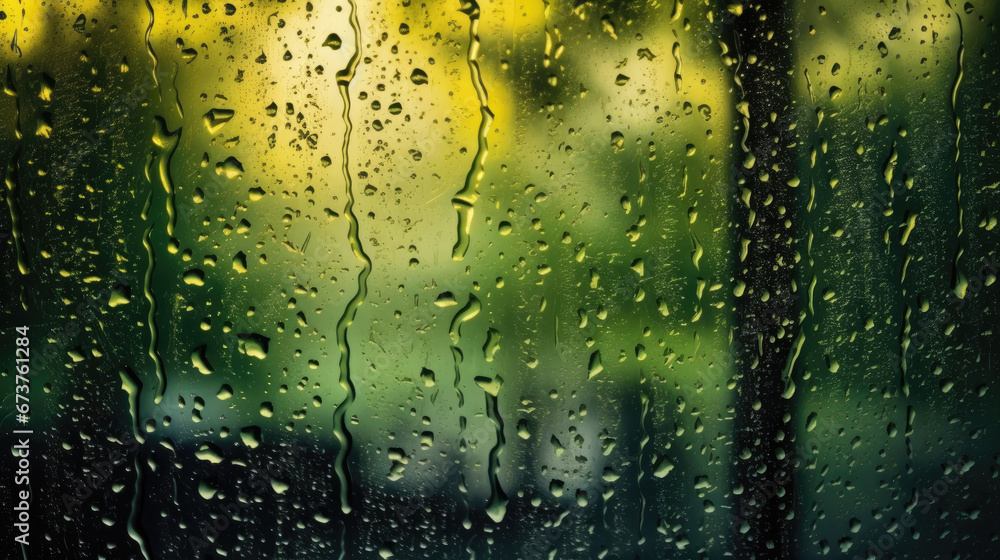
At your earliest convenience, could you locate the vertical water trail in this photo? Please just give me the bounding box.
[680,165,688,198]
[126,454,153,560]
[169,61,184,120]
[452,346,468,523]
[4,67,28,276]
[336,525,346,560]
[452,340,467,525]
[449,294,480,519]
[945,0,965,297]
[452,0,494,260]
[331,0,369,515]
[141,224,166,404]
[449,295,482,345]
[452,347,466,409]
[134,230,159,555]
[483,386,508,523]
[119,368,151,560]
[636,369,650,546]
[900,305,913,470]
[128,7,163,553]
[465,535,477,560]
[119,368,147,446]
[144,0,160,96]
[449,294,482,411]
[671,41,683,92]
[151,117,180,237]
[804,69,815,105]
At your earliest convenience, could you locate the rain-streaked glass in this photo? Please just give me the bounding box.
[1,1,998,559]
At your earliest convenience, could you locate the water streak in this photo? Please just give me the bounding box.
[141,224,166,404]
[169,61,183,120]
[151,117,180,237]
[144,0,160,97]
[331,0,369,515]
[452,0,494,260]
[119,368,151,559]
[449,294,482,345]
[484,387,508,522]
[945,0,965,297]
[452,347,466,408]
[636,369,650,546]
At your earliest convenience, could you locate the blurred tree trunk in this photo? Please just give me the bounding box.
[722,1,801,558]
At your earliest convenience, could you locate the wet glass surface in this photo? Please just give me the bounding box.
[1,1,998,559]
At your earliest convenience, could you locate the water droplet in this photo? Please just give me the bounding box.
[410,69,428,85]
[323,33,342,50]
[202,108,234,134]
